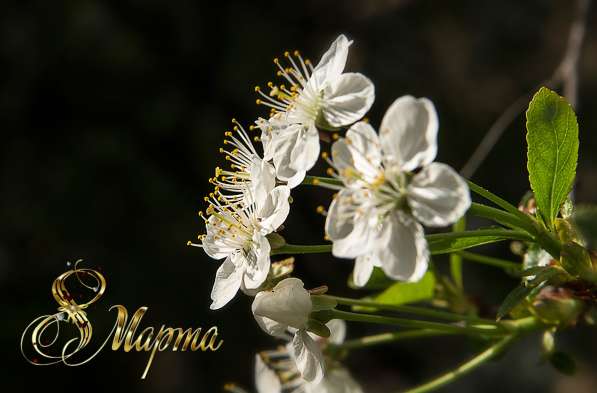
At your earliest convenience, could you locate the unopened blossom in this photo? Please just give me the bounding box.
[255,34,375,187]
[254,319,362,393]
[190,185,291,310]
[252,278,325,383]
[325,96,471,286]
[209,119,276,208]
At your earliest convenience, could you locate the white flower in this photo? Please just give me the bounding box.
[255,34,375,187]
[254,318,362,393]
[325,96,471,286]
[210,119,276,207]
[252,278,324,383]
[190,185,291,310]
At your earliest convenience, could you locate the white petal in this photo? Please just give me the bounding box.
[312,34,351,88]
[408,162,471,227]
[252,312,288,338]
[352,255,375,287]
[251,278,312,330]
[255,355,282,393]
[290,125,320,172]
[323,73,375,128]
[202,215,236,259]
[375,212,429,282]
[248,157,276,207]
[210,255,244,310]
[292,330,325,384]
[269,125,308,185]
[331,121,382,186]
[326,319,346,345]
[379,96,438,171]
[331,214,374,258]
[286,169,307,188]
[324,189,355,240]
[258,186,291,233]
[243,233,271,290]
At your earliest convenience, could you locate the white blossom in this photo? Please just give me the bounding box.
[255,34,375,187]
[254,318,362,393]
[252,278,325,383]
[325,96,471,286]
[190,185,291,310]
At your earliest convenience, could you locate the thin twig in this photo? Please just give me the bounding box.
[460,0,590,178]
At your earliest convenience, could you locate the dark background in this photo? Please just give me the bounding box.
[2,1,597,392]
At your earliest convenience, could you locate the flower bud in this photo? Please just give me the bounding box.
[531,286,585,326]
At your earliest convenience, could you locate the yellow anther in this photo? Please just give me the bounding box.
[256,99,262,105]
[363,117,369,123]
[225,131,232,137]
[284,51,290,57]
[186,241,191,246]
[276,71,282,77]
[249,125,255,130]
[321,152,329,159]
[305,59,311,65]
[231,118,237,123]
[204,196,209,201]
[219,147,224,153]
[326,168,335,176]
[254,86,261,92]
[273,57,279,64]
[293,50,300,56]
[225,156,231,160]
[267,81,274,88]
[332,133,339,140]
[316,206,325,214]
[324,234,331,241]
[253,136,260,142]
[312,178,320,185]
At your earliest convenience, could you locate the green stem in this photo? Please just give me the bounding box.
[450,218,466,289]
[322,295,498,325]
[467,203,537,234]
[428,229,534,252]
[401,335,516,393]
[467,180,527,219]
[302,175,343,187]
[457,251,521,272]
[271,243,332,255]
[272,228,533,257]
[329,330,456,351]
[322,309,505,336]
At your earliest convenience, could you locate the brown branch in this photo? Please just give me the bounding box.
[460,0,590,179]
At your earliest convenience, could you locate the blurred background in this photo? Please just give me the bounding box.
[2,0,597,392]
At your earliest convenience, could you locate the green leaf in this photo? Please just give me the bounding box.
[347,267,395,290]
[373,271,435,305]
[351,272,436,312]
[526,87,579,229]
[549,351,576,375]
[497,284,534,320]
[428,233,509,255]
[497,267,560,320]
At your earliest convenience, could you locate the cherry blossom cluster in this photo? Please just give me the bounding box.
[190,34,471,393]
